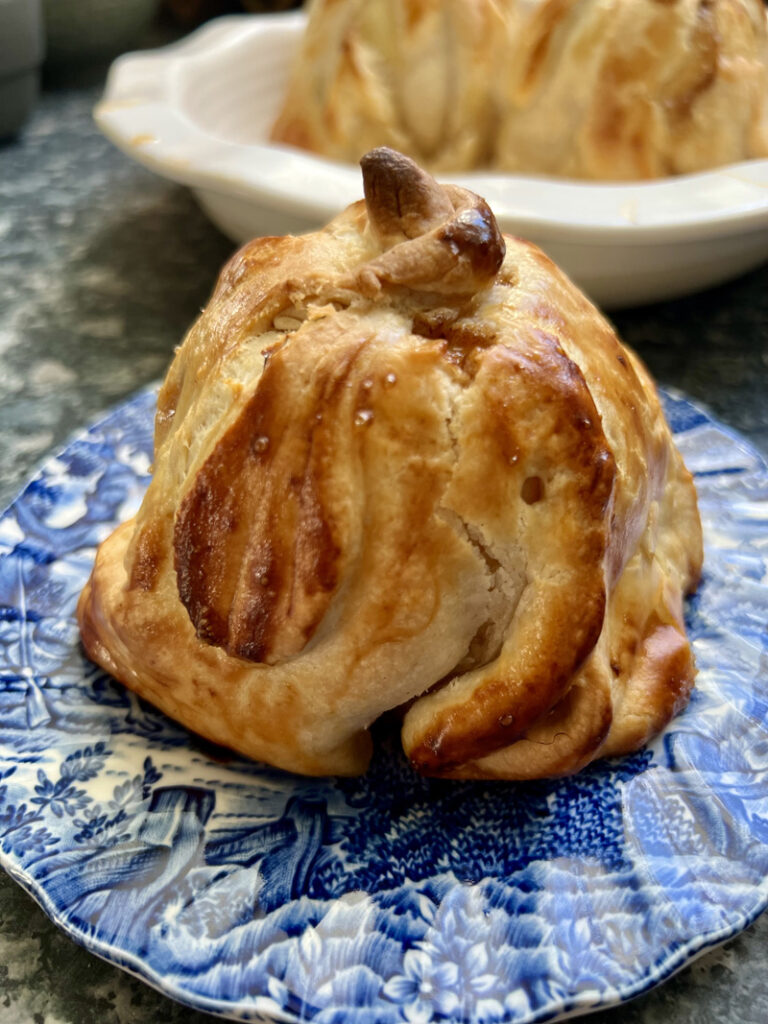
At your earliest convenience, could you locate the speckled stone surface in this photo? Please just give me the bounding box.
[0,71,767,1024]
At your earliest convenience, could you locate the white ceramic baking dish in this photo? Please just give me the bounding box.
[94,11,768,308]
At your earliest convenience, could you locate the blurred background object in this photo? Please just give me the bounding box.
[15,1,303,125]
[162,0,300,29]
[35,0,303,80]
[42,0,159,66]
[0,0,44,139]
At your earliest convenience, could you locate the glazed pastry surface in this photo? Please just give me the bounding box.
[271,0,768,179]
[271,0,510,171]
[78,148,703,777]
[496,0,768,179]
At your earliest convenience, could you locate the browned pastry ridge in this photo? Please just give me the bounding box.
[271,0,768,180]
[496,0,768,180]
[270,0,512,171]
[78,148,703,778]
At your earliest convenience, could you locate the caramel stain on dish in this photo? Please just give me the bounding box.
[94,98,143,114]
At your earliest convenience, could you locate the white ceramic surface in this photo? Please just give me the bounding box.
[93,12,768,308]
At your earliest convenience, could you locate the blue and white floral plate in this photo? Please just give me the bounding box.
[1,387,767,1024]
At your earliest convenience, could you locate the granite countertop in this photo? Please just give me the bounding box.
[1,70,767,1024]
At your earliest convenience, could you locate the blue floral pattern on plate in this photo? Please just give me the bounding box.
[1,387,767,1024]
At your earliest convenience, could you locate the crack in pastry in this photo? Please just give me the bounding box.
[78,147,702,778]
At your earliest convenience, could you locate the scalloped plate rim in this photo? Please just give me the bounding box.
[0,385,767,1024]
[91,11,768,243]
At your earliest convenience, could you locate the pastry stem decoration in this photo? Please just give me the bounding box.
[78,148,702,779]
[356,147,505,295]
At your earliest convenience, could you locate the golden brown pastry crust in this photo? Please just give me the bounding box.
[270,0,510,170]
[271,0,768,179]
[497,0,768,179]
[78,148,702,778]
